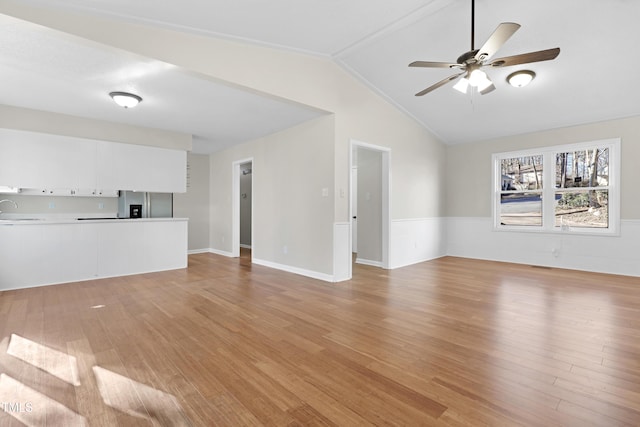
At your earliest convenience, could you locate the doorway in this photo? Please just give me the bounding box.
[239,162,252,258]
[350,140,390,270]
[232,158,253,258]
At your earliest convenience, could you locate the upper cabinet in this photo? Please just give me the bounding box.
[97,141,186,193]
[0,129,92,189]
[0,129,187,194]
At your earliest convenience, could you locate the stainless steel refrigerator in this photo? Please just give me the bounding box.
[118,191,173,218]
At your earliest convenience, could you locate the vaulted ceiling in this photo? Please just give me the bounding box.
[2,0,639,153]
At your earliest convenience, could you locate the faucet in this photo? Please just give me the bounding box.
[0,199,18,214]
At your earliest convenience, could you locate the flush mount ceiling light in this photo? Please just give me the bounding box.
[109,91,142,108]
[507,70,536,87]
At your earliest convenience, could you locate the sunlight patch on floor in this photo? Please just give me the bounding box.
[0,373,87,426]
[2,333,189,425]
[93,366,190,426]
[7,334,81,387]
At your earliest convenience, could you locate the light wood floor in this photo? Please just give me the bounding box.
[2,251,640,426]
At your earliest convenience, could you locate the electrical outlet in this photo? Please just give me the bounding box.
[98,202,104,209]
[283,245,288,254]
[48,202,55,209]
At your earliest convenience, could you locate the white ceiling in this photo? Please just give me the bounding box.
[0,13,325,154]
[2,0,640,151]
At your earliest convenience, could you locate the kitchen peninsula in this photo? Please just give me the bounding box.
[0,217,187,290]
[0,125,190,291]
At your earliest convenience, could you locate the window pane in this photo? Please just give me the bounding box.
[500,155,543,191]
[555,147,609,188]
[500,193,542,226]
[555,190,608,228]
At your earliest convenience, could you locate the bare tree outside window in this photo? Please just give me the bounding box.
[499,155,543,226]
[555,147,609,228]
[494,139,618,234]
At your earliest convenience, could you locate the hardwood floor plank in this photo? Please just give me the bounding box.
[1,253,640,425]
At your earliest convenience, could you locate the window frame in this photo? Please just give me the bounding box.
[492,138,621,236]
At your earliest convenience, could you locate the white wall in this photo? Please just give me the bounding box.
[0,105,192,150]
[209,115,335,279]
[446,116,640,276]
[6,4,637,278]
[4,6,449,279]
[173,153,210,252]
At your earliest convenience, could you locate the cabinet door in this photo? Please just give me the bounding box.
[96,141,120,192]
[98,141,186,193]
[0,129,49,188]
[76,140,98,193]
[138,145,186,193]
[0,223,98,289]
[0,129,96,190]
[153,147,187,193]
[1,129,186,194]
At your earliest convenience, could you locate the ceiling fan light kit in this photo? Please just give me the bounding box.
[109,91,142,108]
[409,0,559,96]
[507,70,536,87]
[453,78,469,93]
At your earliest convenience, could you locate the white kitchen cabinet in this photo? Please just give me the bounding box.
[0,129,186,194]
[96,220,188,278]
[97,141,186,193]
[0,129,72,188]
[0,222,99,289]
[46,188,75,196]
[76,140,99,192]
[0,218,188,290]
[0,129,97,191]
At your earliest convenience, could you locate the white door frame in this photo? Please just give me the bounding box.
[349,139,390,270]
[232,157,253,258]
[351,166,358,254]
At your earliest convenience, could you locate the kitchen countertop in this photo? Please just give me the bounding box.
[0,216,188,225]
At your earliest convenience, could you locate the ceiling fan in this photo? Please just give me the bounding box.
[409,0,560,96]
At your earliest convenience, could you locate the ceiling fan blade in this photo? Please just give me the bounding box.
[409,61,459,69]
[415,72,465,96]
[475,22,521,61]
[480,82,495,95]
[489,47,560,67]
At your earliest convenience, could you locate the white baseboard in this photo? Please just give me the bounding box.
[208,248,234,257]
[195,243,340,283]
[252,258,335,282]
[447,217,640,277]
[188,248,213,255]
[355,258,384,268]
[239,244,252,249]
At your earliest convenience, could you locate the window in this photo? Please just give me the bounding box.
[493,139,620,235]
